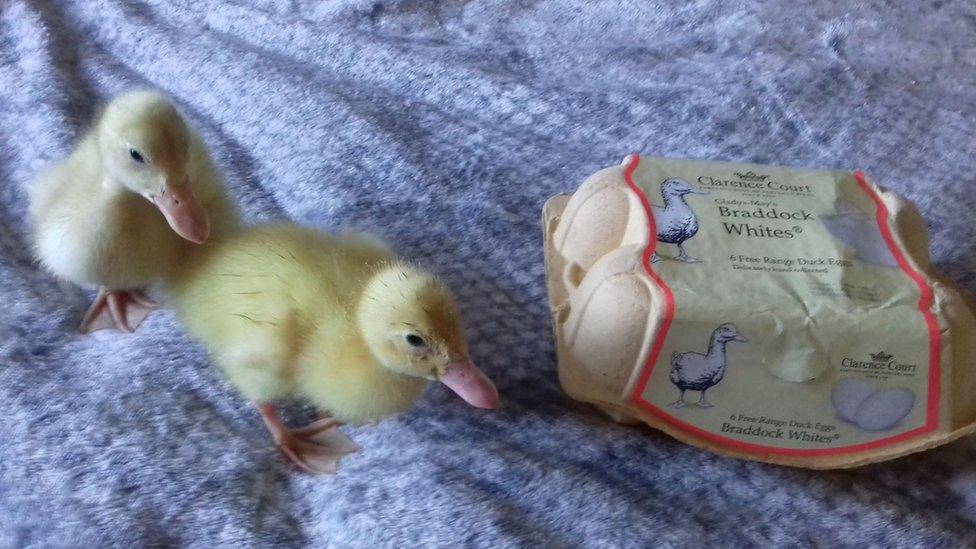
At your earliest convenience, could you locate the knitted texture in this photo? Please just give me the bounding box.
[1,1,975,546]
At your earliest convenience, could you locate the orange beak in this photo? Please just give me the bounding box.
[438,361,500,409]
[153,182,210,244]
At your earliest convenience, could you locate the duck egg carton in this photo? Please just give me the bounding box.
[543,155,976,469]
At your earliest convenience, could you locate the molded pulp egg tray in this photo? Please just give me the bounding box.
[543,155,976,469]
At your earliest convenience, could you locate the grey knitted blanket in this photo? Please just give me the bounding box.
[2,1,975,546]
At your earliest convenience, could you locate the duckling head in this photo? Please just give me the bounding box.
[715,323,748,343]
[96,90,210,244]
[357,264,500,410]
[661,178,708,199]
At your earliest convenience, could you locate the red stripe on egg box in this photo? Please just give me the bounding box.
[855,171,941,435]
[625,155,940,457]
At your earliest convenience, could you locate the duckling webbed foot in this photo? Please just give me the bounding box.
[79,287,158,333]
[257,404,359,475]
[670,391,687,408]
[696,393,713,408]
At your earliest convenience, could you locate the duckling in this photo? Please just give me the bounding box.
[167,223,500,474]
[29,90,238,333]
[651,178,708,263]
[669,323,747,408]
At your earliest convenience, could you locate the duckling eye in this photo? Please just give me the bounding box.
[129,148,145,164]
[405,334,426,347]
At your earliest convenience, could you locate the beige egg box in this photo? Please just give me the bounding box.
[542,155,976,469]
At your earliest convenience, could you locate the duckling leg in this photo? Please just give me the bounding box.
[256,403,359,475]
[696,391,713,408]
[79,287,157,333]
[674,245,700,263]
[670,390,687,408]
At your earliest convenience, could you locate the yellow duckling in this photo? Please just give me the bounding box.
[167,223,500,474]
[29,90,239,333]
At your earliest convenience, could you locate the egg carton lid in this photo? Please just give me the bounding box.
[543,154,976,469]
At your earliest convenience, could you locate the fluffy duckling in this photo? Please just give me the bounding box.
[29,90,238,333]
[167,223,500,474]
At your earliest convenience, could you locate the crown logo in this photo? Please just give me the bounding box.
[870,351,893,362]
[733,171,769,182]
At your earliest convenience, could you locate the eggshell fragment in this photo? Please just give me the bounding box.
[831,378,877,423]
[854,388,916,431]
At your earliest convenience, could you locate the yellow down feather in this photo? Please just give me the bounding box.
[167,223,471,424]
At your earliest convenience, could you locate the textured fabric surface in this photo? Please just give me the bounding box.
[2,1,976,547]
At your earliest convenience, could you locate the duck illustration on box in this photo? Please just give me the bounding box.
[651,178,709,263]
[670,323,748,408]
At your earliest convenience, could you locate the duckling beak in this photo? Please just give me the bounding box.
[686,188,709,195]
[734,334,749,343]
[438,361,500,410]
[153,182,210,244]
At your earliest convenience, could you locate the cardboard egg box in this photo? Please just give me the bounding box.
[543,154,976,468]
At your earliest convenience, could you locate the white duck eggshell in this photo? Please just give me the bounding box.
[830,378,877,423]
[854,388,916,431]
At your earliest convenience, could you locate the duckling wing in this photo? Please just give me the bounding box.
[175,268,303,402]
[28,162,70,224]
[28,135,99,223]
[27,136,137,287]
[211,310,301,403]
[28,160,73,262]
[169,226,327,401]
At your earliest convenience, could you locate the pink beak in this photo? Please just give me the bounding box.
[438,361,500,409]
[153,182,210,244]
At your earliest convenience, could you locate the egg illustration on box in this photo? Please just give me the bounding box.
[831,377,916,431]
[651,178,709,263]
[669,323,748,408]
[819,199,899,268]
